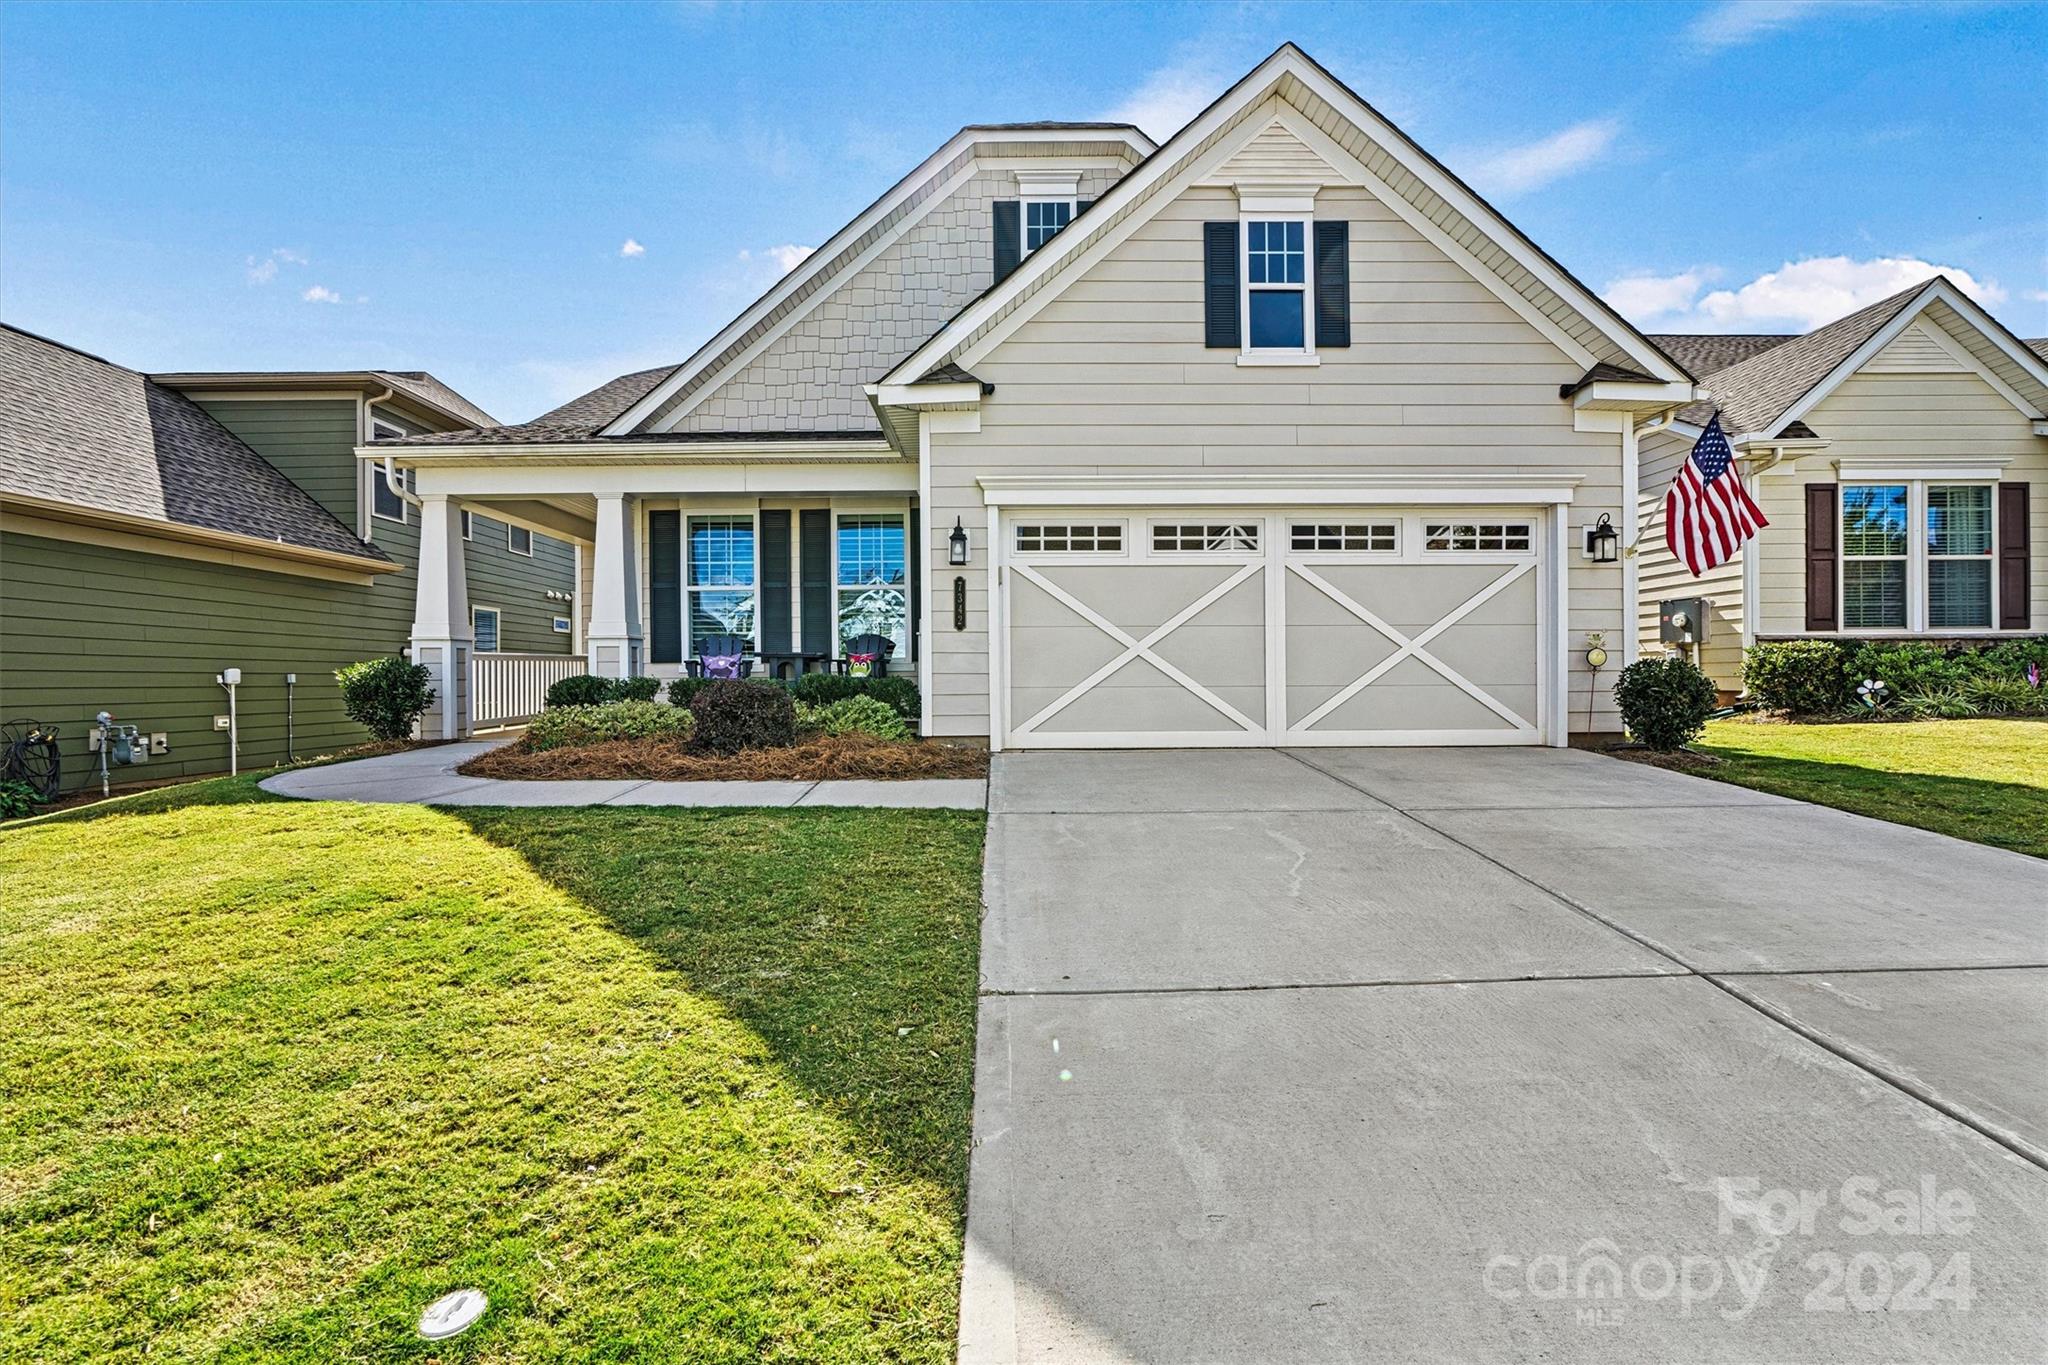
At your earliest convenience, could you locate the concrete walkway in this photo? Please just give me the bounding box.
[964,747,2048,1364]
[258,739,985,809]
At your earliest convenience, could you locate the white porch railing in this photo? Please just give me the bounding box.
[473,651,586,728]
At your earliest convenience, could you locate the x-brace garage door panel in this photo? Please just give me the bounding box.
[1008,562,1266,741]
[1000,509,1545,748]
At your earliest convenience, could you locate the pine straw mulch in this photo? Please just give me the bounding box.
[458,732,990,782]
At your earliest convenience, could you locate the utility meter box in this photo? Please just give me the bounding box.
[1659,597,1711,645]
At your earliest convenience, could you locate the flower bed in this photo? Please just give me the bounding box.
[459,732,987,782]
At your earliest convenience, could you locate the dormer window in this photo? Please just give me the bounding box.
[1024,199,1073,252]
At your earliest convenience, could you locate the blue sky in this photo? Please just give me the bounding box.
[4,0,2043,423]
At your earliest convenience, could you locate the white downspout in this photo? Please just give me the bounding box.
[362,385,423,512]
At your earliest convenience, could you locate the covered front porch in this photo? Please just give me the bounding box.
[387,441,921,738]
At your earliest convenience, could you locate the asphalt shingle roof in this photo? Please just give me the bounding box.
[373,371,499,429]
[376,425,887,448]
[2027,338,2048,364]
[1647,334,1795,376]
[0,325,391,563]
[1674,281,1931,431]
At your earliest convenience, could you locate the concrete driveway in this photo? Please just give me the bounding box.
[963,748,2048,1364]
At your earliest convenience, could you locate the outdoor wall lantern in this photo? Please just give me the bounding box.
[1585,512,1620,564]
[949,516,970,566]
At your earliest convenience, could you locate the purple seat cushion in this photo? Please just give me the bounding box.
[701,654,743,680]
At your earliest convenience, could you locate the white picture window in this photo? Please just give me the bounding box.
[1424,522,1532,552]
[1244,218,1309,351]
[1291,522,1397,552]
[1151,522,1261,553]
[687,516,756,653]
[1023,199,1073,252]
[507,524,533,556]
[471,606,500,653]
[835,514,909,657]
[1014,523,1123,554]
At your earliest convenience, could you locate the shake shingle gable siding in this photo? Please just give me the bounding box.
[0,325,389,564]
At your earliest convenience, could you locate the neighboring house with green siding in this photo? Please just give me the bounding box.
[0,325,576,794]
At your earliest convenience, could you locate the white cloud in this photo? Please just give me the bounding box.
[301,284,344,304]
[1603,268,1724,321]
[2023,288,2048,304]
[1105,51,1236,141]
[738,243,814,275]
[620,238,646,258]
[1464,118,1620,197]
[1685,1,1834,51]
[245,246,308,285]
[1608,255,2005,331]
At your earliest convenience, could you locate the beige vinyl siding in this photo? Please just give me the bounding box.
[0,532,395,791]
[1635,428,1746,692]
[1755,368,2047,637]
[926,174,1629,738]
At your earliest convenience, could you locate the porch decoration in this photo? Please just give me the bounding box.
[1585,513,1619,564]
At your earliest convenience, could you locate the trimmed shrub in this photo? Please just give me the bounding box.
[545,674,614,709]
[1613,656,1717,751]
[1742,640,1850,715]
[689,679,797,754]
[526,701,692,751]
[610,675,663,703]
[666,676,713,707]
[336,656,435,741]
[789,672,920,722]
[1844,642,1959,701]
[798,695,912,742]
[0,779,42,822]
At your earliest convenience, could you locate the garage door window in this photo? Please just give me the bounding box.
[1291,522,1397,552]
[1015,523,1123,553]
[1151,522,1261,553]
[1424,521,1531,552]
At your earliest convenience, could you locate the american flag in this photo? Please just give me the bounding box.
[1665,413,1767,576]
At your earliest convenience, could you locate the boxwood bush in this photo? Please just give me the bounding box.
[336,656,435,741]
[1742,641,1850,714]
[688,680,797,754]
[796,695,912,742]
[1613,656,1718,751]
[526,700,692,751]
[789,672,920,722]
[545,674,665,708]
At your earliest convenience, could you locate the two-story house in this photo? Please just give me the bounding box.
[375,43,1702,750]
[0,325,577,791]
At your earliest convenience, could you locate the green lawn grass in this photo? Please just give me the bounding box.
[1695,717,2048,858]
[0,776,985,1362]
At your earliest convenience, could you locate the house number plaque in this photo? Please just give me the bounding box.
[953,576,967,631]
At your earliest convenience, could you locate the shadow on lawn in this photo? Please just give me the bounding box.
[450,804,989,1216]
[1694,750,2048,859]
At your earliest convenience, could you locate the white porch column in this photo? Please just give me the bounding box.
[587,493,643,678]
[409,494,473,739]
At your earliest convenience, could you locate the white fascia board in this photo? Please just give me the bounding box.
[1570,380,1696,412]
[874,381,982,409]
[884,45,1686,388]
[359,440,895,463]
[607,126,1151,436]
[411,461,917,499]
[976,472,1582,506]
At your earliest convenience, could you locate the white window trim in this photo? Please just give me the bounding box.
[1238,212,1317,366]
[369,420,409,524]
[1021,197,1076,256]
[551,615,573,635]
[470,605,502,653]
[1009,519,1131,560]
[460,509,474,541]
[506,523,534,556]
[1838,479,1998,634]
[831,507,912,661]
[684,510,760,657]
[1146,519,1264,558]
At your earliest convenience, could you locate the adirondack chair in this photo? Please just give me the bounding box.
[833,634,897,678]
[685,633,755,679]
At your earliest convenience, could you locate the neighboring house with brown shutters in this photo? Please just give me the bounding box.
[1635,278,2048,695]
[372,43,1702,748]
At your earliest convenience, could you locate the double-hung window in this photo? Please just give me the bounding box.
[1840,482,1995,631]
[835,514,908,656]
[687,516,756,652]
[1244,218,1309,351]
[471,606,500,653]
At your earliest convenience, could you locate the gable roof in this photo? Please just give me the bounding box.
[0,325,393,569]
[1677,276,2048,436]
[603,123,1153,436]
[880,43,1694,392]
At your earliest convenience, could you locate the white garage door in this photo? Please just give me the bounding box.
[1000,510,1549,748]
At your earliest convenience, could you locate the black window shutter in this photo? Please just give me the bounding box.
[1999,482,2030,629]
[1313,220,1350,348]
[759,510,792,654]
[993,201,1021,283]
[800,509,832,654]
[1076,197,1095,217]
[907,508,921,663]
[648,510,682,664]
[1203,221,1239,349]
[1804,484,1838,632]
